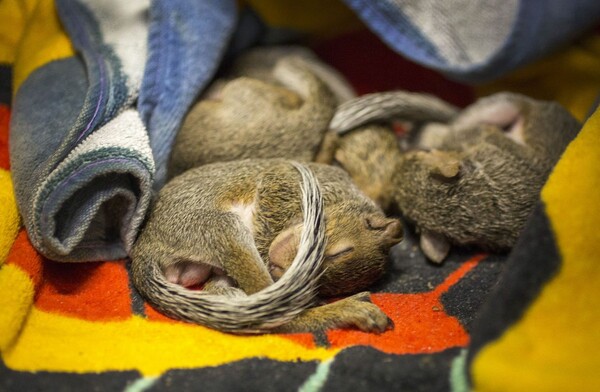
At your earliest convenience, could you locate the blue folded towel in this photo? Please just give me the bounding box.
[343,0,600,83]
[9,0,236,261]
[139,0,237,188]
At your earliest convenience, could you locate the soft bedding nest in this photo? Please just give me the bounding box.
[0,1,599,391]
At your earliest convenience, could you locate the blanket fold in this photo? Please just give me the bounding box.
[10,0,154,262]
[10,0,242,262]
[342,0,600,83]
[1,1,599,390]
[138,0,238,188]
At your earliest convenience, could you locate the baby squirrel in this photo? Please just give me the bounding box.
[331,91,580,262]
[131,159,402,333]
[330,91,460,211]
[140,47,402,333]
[168,46,352,178]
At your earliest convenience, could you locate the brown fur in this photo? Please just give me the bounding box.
[256,162,402,297]
[168,47,347,178]
[132,159,401,332]
[332,92,580,260]
[143,48,403,332]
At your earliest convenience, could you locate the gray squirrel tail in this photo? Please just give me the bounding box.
[131,162,326,333]
[329,91,460,134]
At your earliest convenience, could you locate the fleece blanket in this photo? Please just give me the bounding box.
[1,0,599,391]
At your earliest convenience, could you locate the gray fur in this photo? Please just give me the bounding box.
[132,160,325,333]
[139,48,402,333]
[330,90,459,134]
[168,49,339,178]
[225,45,356,103]
[131,159,401,333]
[332,92,581,259]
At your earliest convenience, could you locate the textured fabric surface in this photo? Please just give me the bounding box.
[470,108,600,392]
[7,0,600,264]
[342,0,600,82]
[9,0,154,262]
[1,1,599,390]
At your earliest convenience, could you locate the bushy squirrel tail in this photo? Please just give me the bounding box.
[131,161,326,333]
[330,91,459,134]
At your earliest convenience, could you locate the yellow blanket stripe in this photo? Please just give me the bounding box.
[243,0,362,38]
[0,0,41,65]
[472,109,600,391]
[12,0,74,94]
[0,169,28,351]
[0,0,39,361]
[0,169,20,265]
[2,309,338,376]
[478,35,600,121]
[0,0,25,64]
[0,264,34,351]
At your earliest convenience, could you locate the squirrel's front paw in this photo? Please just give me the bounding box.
[334,292,392,333]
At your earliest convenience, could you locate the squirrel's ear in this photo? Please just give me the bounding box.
[421,150,461,179]
[419,229,450,263]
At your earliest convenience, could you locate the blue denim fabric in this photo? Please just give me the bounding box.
[138,0,237,188]
[343,0,600,83]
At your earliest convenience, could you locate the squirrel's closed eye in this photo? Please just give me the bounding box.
[325,247,354,260]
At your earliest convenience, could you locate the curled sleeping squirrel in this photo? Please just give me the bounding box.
[133,47,402,333]
[330,91,580,262]
[131,159,402,333]
[168,46,353,178]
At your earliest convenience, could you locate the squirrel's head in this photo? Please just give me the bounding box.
[268,209,402,297]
